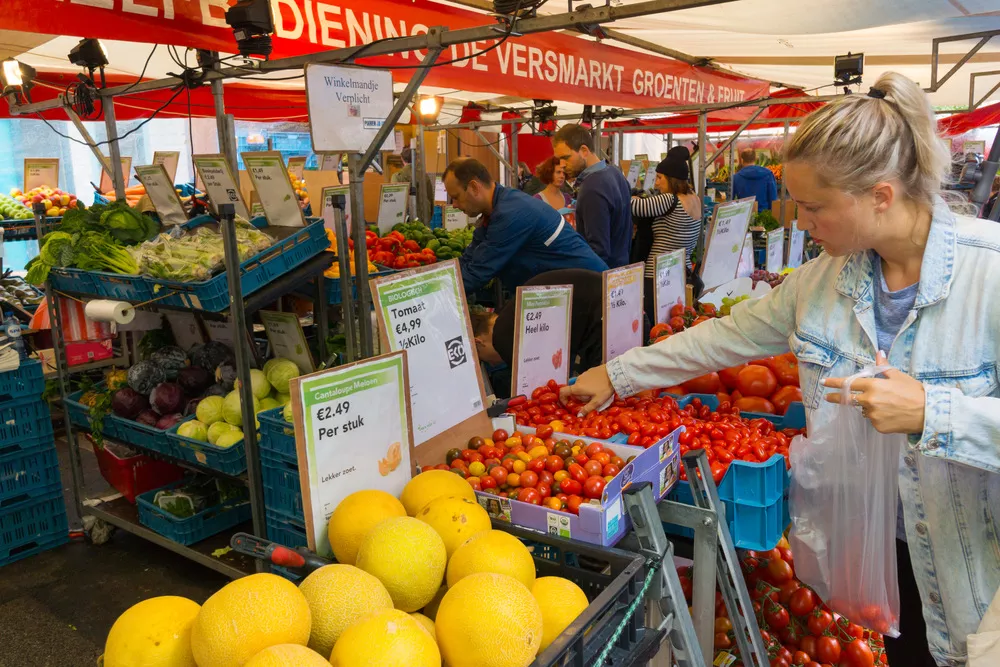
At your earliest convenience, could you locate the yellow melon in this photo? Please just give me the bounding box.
[415,495,492,558]
[103,596,200,667]
[299,564,393,658]
[531,577,590,652]
[400,469,475,515]
[436,573,542,667]
[409,612,436,640]
[244,644,331,667]
[330,609,440,667]
[446,529,536,589]
[356,516,447,612]
[421,585,447,620]
[327,489,406,564]
[190,573,311,667]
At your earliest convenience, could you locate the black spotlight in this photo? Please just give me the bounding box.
[1,59,36,99]
[226,0,275,59]
[834,52,864,89]
[68,38,108,70]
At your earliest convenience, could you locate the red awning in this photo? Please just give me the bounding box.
[938,102,1000,137]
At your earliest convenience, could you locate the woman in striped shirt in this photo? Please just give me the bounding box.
[631,155,702,316]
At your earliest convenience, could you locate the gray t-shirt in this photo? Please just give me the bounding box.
[873,256,918,542]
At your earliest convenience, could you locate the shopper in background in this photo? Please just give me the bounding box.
[553,124,633,268]
[562,72,1000,667]
[533,156,573,211]
[442,158,607,295]
[392,146,435,223]
[732,146,778,213]
[516,162,532,190]
[631,153,703,316]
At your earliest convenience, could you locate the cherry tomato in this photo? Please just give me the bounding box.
[544,455,564,473]
[767,557,794,583]
[770,659,790,667]
[466,476,480,490]
[603,464,620,477]
[492,429,508,442]
[517,487,542,504]
[789,587,817,617]
[778,580,801,605]
[559,479,583,495]
[583,476,606,499]
[479,475,497,490]
[527,457,546,473]
[798,636,817,658]
[565,495,584,514]
[807,609,833,637]
[567,463,588,484]
[543,496,563,510]
[585,442,604,457]
[535,424,554,439]
[714,632,732,649]
[814,636,841,664]
[792,651,811,666]
[764,604,790,630]
[519,471,538,488]
[714,617,733,634]
[536,482,551,499]
[584,460,604,477]
[844,639,874,667]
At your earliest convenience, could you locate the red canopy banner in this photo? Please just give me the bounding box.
[1,0,769,111]
[937,102,1000,137]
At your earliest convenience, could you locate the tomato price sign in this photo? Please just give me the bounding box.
[766,228,785,274]
[700,197,755,291]
[602,263,644,363]
[511,285,572,397]
[290,352,413,558]
[152,151,180,182]
[134,164,187,226]
[654,249,686,325]
[371,261,486,446]
[193,154,249,220]
[23,158,59,192]
[321,185,352,234]
[376,182,409,234]
[259,310,316,375]
[242,151,306,227]
[787,220,806,269]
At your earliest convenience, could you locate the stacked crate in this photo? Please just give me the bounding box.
[0,360,68,567]
[257,407,307,557]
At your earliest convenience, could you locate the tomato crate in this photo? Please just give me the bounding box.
[136,480,251,546]
[261,450,303,522]
[0,360,44,402]
[258,407,296,465]
[0,485,68,568]
[166,416,247,476]
[0,445,61,508]
[146,218,330,312]
[0,398,54,450]
[326,267,396,305]
[93,440,186,504]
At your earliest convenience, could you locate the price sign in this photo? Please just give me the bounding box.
[318,153,342,172]
[376,182,409,233]
[193,154,250,220]
[260,310,315,375]
[204,319,237,349]
[736,232,754,279]
[787,220,806,269]
[511,285,572,397]
[99,156,133,194]
[644,166,658,192]
[444,207,467,231]
[290,352,414,558]
[305,64,395,152]
[152,151,180,182]
[434,177,448,203]
[371,261,486,446]
[134,165,187,226]
[654,249,686,325]
[287,156,307,181]
[321,185,352,233]
[243,151,306,227]
[165,312,205,351]
[700,197,755,291]
[624,161,642,188]
[602,262,644,363]
[250,202,265,218]
[634,153,649,162]
[23,158,59,192]
[766,228,785,274]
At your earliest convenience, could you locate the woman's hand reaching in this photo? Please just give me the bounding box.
[822,351,926,435]
[559,365,615,417]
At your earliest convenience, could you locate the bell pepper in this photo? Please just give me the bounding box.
[403,239,420,253]
[393,256,409,269]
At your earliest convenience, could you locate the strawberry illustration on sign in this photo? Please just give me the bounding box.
[632,319,639,333]
[552,348,563,369]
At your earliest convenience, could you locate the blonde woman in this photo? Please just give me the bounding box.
[563,73,1000,666]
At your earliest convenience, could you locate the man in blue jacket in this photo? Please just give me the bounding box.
[552,124,632,267]
[443,158,608,294]
[732,147,778,213]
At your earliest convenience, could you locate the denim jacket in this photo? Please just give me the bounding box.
[607,198,1000,665]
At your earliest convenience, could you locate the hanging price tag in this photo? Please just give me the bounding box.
[193,154,250,220]
[99,156,132,194]
[134,165,187,226]
[321,185,352,233]
[511,285,573,397]
[318,153,342,172]
[287,156,307,181]
[305,64,395,153]
[434,177,448,203]
[260,310,316,375]
[23,158,59,192]
[443,207,467,231]
[152,151,180,182]
[243,151,306,227]
[766,228,785,274]
[371,261,487,446]
[377,182,409,233]
[700,197,755,291]
[787,220,806,269]
[603,263,644,363]
[290,352,414,559]
[654,249,685,325]
[165,312,205,351]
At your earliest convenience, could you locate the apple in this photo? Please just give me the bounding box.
[31,194,43,204]
[59,194,69,206]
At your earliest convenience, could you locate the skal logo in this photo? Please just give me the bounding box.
[445,337,467,368]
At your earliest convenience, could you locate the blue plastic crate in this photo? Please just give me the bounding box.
[326,267,395,305]
[136,480,251,546]
[104,413,186,461]
[261,451,302,522]
[664,392,806,430]
[166,416,248,476]
[0,398,53,450]
[0,445,60,508]
[49,266,151,301]
[0,531,68,568]
[48,267,99,297]
[147,218,330,312]
[63,389,90,430]
[0,485,68,564]
[265,512,308,550]
[0,360,45,402]
[0,431,57,460]
[258,407,296,463]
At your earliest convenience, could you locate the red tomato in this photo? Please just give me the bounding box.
[767,557,794,583]
[649,323,673,339]
[814,636,841,664]
[519,471,538,488]
[771,352,800,386]
[517,487,542,505]
[492,429,508,442]
[719,363,747,390]
[479,475,497,489]
[585,442,604,457]
[770,659,790,667]
[535,424,554,439]
[664,385,687,396]
[807,610,833,637]
[714,632,732,649]
[584,460,604,477]
[764,605,790,630]
[538,470,554,485]
[559,479,583,495]
[669,303,685,318]
[735,396,777,414]
[544,455,564,473]
[565,495,584,514]
[799,636,817,658]
[789,587,817,617]
[792,651,811,666]
[668,316,685,331]
[567,463,588,484]
[777,580,801,605]
[682,372,722,394]
[583,476,606,499]
[737,365,779,398]
[844,639,874,667]
[536,482,551,499]
[603,464,621,477]
[772,385,804,416]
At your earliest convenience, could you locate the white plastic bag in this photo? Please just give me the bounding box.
[968,586,1000,666]
[788,365,902,637]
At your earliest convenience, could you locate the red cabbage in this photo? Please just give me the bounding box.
[111,388,149,419]
[155,413,184,430]
[149,382,185,416]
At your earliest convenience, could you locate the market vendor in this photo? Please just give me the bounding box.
[442,158,607,295]
[562,73,1000,667]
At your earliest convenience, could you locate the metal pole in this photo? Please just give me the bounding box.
[728,142,735,199]
[704,108,765,165]
[347,154,372,358]
[510,127,520,188]
[332,197,358,362]
[611,131,620,167]
[102,98,127,201]
[593,105,603,159]
[480,130,515,176]
[65,106,113,176]
[779,121,790,224]
[415,119,430,224]
[972,125,1000,211]
[697,112,707,198]
[212,80,238,174]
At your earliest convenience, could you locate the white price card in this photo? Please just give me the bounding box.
[766,228,785,274]
[318,153,341,172]
[193,154,250,220]
[165,312,205,351]
[371,261,486,446]
[634,153,649,162]
[443,207,467,231]
[654,249,686,325]
[700,197,755,291]
[644,166,658,192]
[434,177,448,203]
[287,156,307,181]
[134,164,187,226]
[242,151,306,227]
[305,64,395,153]
[787,220,806,269]
[321,185,352,234]
[376,182,409,233]
[260,310,315,375]
[511,285,573,397]
[737,232,754,279]
[290,352,414,559]
[603,262,644,363]
[625,161,642,189]
[152,151,180,182]
[23,158,59,192]
[204,319,237,349]
[99,156,132,194]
